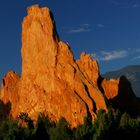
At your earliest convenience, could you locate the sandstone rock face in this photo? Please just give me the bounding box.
[0,5,140,127]
[0,71,20,116]
[77,52,99,88]
[101,79,119,100]
[18,5,107,127]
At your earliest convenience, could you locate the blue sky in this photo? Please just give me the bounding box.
[0,0,140,80]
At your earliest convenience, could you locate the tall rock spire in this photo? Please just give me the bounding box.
[1,5,139,128]
[19,5,107,127]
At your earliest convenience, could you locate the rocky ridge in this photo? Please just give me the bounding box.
[0,5,140,127]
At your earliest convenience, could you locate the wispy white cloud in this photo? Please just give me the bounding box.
[132,4,140,8]
[96,24,104,28]
[127,48,140,54]
[63,24,92,34]
[110,0,120,5]
[109,0,140,9]
[67,28,91,33]
[93,50,128,61]
[93,48,140,62]
[126,48,140,61]
[132,55,140,60]
[135,48,140,52]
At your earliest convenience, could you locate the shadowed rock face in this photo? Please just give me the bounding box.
[0,5,140,127]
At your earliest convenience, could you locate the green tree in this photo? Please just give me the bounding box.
[74,115,93,140]
[33,114,49,140]
[18,112,34,129]
[92,109,115,140]
[119,112,130,129]
[0,119,24,140]
[50,117,73,140]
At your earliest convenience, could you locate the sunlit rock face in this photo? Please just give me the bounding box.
[76,52,100,88]
[0,5,139,127]
[0,71,20,117]
[19,5,107,127]
[101,79,119,100]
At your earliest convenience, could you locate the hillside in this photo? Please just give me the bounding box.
[103,65,140,97]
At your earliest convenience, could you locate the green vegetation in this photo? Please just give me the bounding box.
[0,109,140,140]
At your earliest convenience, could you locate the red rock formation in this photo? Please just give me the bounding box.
[18,5,107,127]
[77,52,99,88]
[0,5,140,127]
[0,71,20,116]
[101,79,119,100]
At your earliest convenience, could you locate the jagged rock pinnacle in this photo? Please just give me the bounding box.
[1,5,140,127]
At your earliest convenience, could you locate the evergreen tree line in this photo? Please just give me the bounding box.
[0,108,140,140]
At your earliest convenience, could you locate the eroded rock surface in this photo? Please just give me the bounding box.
[0,5,140,127]
[0,71,20,117]
[18,5,107,127]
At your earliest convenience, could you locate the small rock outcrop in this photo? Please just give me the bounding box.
[0,5,140,127]
[0,71,20,117]
[101,79,119,100]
